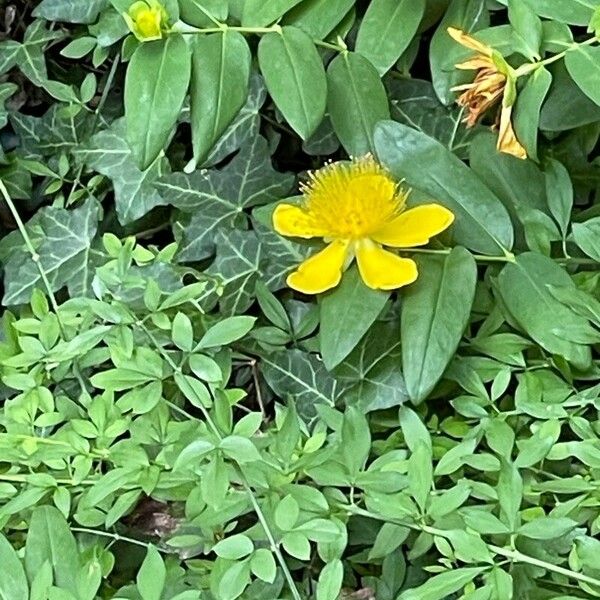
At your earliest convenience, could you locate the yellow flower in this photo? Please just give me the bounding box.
[124,0,167,42]
[273,156,454,295]
[448,27,527,160]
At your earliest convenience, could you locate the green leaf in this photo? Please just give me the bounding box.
[260,349,340,418]
[242,0,303,26]
[125,35,191,170]
[213,535,254,560]
[572,218,600,261]
[319,266,389,370]
[565,45,600,108]
[408,441,433,511]
[25,507,80,597]
[198,316,255,349]
[275,494,300,531]
[258,26,327,139]
[508,0,542,59]
[172,312,194,351]
[496,252,592,369]
[282,531,311,560]
[401,247,477,404]
[336,322,408,412]
[219,435,262,463]
[544,159,573,237]
[398,568,487,600]
[341,406,371,477]
[250,549,277,584]
[1,200,99,305]
[156,135,292,261]
[0,534,28,600]
[0,41,21,75]
[497,461,522,532]
[355,0,425,75]
[327,51,390,156]
[496,0,599,25]
[518,517,577,540]
[174,372,212,408]
[32,0,109,23]
[205,230,263,314]
[179,0,228,26]
[190,31,251,164]
[219,561,251,600]
[374,121,514,255]
[75,119,168,224]
[513,67,552,161]
[283,0,355,39]
[136,546,165,600]
[540,61,600,131]
[316,559,343,600]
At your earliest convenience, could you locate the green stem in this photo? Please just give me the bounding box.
[408,248,516,263]
[516,36,598,76]
[343,504,600,589]
[0,179,66,333]
[172,21,345,52]
[135,320,303,600]
[71,527,152,549]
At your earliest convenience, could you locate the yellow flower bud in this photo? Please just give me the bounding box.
[124,0,168,42]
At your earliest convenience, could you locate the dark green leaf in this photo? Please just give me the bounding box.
[356,0,425,75]
[190,31,251,164]
[125,35,191,169]
[401,247,477,404]
[327,51,390,156]
[319,266,389,370]
[258,27,327,139]
[375,121,514,255]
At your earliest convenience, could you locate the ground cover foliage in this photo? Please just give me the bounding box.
[3,0,600,598]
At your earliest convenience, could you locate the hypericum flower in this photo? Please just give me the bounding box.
[124,0,168,42]
[448,27,527,160]
[273,156,454,295]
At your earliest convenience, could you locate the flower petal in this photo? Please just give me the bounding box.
[356,239,418,290]
[447,27,493,57]
[371,204,455,248]
[497,105,527,160]
[287,240,350,294]
[273,204,328,239]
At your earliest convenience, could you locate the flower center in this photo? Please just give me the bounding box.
[302,158,407,240]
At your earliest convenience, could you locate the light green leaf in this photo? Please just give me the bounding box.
[250,549,277,584]
[327,51,389,156]
[316,560,343,600]
[198,316,255,349]
[258,26,327,139]
[399,567,487,600]
[496,0,600,25]
[0,534,28,600]
[136,546,165,600]
[401,247,477,404]
[213,535,254,560]
[319,265,389,370]
[355,0,425,75]
[518,517,577,540]
[190,31,251,164]
[25,507,80,597]
[544,159,573,237]
[572,218,600,261]
[375,121,514,255]
[508,0,542,59]
[125,35,191,170]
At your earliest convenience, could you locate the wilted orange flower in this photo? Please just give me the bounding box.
[448,27,526,160]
